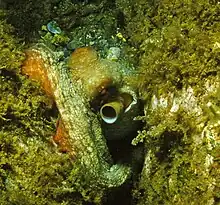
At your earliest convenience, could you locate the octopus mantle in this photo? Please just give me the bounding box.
[22,44,133,188]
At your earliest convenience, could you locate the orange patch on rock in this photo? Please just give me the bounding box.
[22,48,76,158]
[53,119,76,158]
[22,49,53,98]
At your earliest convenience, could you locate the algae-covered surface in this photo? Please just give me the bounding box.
[0,0,220,204]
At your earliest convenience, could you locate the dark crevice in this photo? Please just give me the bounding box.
[155,131,183,163]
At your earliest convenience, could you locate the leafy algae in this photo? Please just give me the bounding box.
[115,0,220,204]
[1,0,220,204]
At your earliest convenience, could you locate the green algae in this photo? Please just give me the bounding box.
[116,0,220,204]
[1,0,220,204]
[0,5,136,202]
[0,10,74,204]
[0,10,106,205]
[117,0,220,94]
[0,11,24,72]
[132,106,219,204]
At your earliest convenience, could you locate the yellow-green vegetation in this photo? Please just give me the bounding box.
[133,106,220,204]
[0,10,105,205]
[2,0,220,203]
[117,0,220,95]
[116,0,220,204]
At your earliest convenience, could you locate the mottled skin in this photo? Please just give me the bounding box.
[25,44,130,188]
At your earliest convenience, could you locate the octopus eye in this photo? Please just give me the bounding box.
[100,88,107,95]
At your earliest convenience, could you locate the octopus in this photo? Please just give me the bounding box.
[22,43,134,188]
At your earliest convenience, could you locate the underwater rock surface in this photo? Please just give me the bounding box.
[135,79,220,204]
[2,0,219,204]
